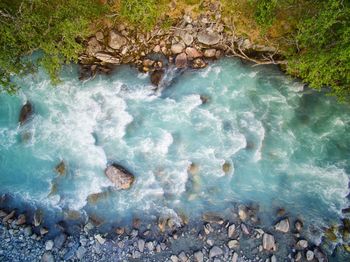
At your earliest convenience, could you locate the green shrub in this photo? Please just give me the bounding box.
[0,0,106,93]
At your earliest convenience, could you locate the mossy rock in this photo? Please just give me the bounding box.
[324,226,338,242]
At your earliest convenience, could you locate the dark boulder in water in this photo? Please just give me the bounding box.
[150,69,164,87]
[19,102,33,125]
[105,164,135,190]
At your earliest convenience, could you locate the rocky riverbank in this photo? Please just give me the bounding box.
[0,202,332,262]
[78,2,283,83]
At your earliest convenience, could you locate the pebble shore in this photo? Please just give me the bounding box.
[0,205,329,262]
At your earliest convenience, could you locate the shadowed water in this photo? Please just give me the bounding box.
[0,58,349,243]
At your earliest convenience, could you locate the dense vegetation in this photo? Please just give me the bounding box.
[0,0,349,101]
[0,0,105,93]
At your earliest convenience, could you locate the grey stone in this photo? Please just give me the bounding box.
[108,31,127,50]
[306,250,314,261]
[194,251,204,262]
[175,53,187,68]
[209,246,223,258]
[232,252,238,262]
[76,246,86,260]
[271,255,277,262]
[228,224,236,238]
[41,252,55,262]
[197,31,221,45]
[296,239,308,249]
[241,223,250,235]
[171,255,179,262]
[54,233,66,249]
[182,33,194,46]
[23,226,32,236]
[295,251,302,261]
[178,251,188,262]
[138,239,145,252]
[171,43,185,54]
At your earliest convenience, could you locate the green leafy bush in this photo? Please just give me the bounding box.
[119,0,159,31]
[286,0,350,101]
[0,0,106,93]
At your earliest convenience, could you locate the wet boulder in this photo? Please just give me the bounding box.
[19,102,33,125]
[263,233,276,251]
[105,164,135,190]
[55,161,66,176]
[175,53,188,68]
[197,31,221,45]
[150,69,164,87]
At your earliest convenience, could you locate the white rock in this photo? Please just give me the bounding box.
[274,219,290,233]
[94,234,105,245]
[45,240,54,251]
[296,239,308,249]
[263,233,276,251]
[306,250,314,261]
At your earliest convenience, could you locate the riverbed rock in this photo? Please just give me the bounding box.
[105,164,135,190]
[185,47,202,59]
[262,233,276,251]
[228,224,236,238]
[232,252,239,262]
[296,239,308,249]
[209,246,223,259]
[306,250,314,261]
[238,205,248,221]
[228,240,239,249]
[41,252,55,262]
[274,218,290,233]
[197,31,221,45]
[76,246,86,259]
[138,239,145,252]
[19,102,33,125]
[241,223,250,235]
[108,31,127,50]
[95,234,106,245]
[150,69,164,87]
[95,52,120,64]
[45,240,54,251]
[178,251,188,262]
[171,43,185,54]
[175,53,188,68]
[222,162,231,173]
[55,161,66,176]
[54,233,66,249]
[194,251,204,262]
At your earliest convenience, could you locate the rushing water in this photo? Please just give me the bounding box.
[0,58,350,241]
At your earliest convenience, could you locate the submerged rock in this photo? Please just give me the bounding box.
[194,251,203,262]
[222,162,231,174]
[191,58,207,69]
[150,69,164,87]
[104,164,135,190]
[55,161,66,176]
[19,102,33,125]
[188,162,199,175]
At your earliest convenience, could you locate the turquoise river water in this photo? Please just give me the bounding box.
[0,58,350,252]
